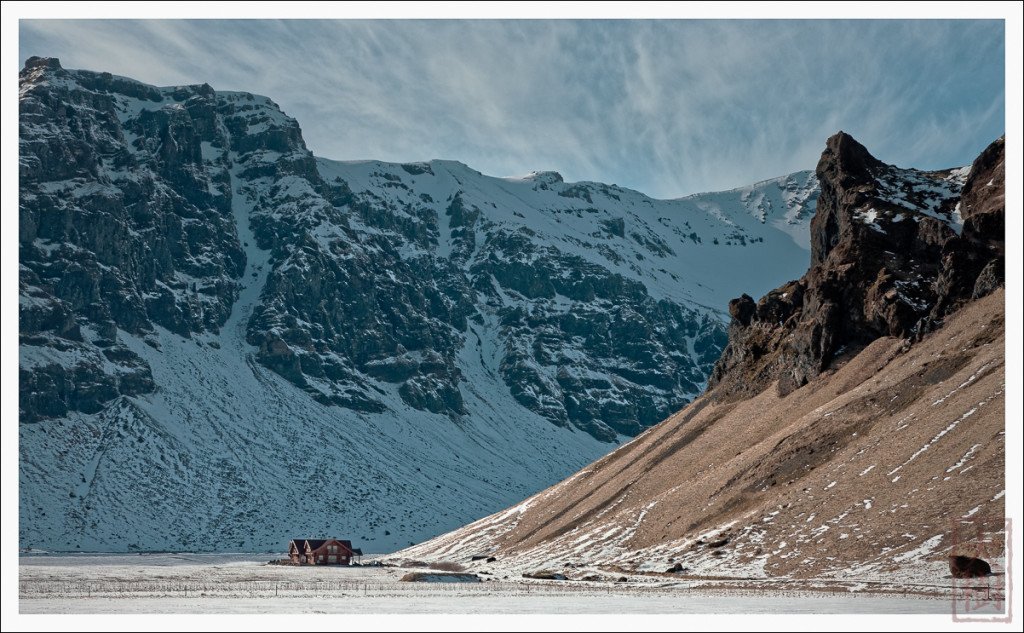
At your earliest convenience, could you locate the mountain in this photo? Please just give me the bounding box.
[19,58,816,552]
[397,134,1006,585]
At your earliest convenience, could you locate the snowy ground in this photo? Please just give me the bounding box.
[18,554,991,615]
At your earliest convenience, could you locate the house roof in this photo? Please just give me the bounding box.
[289,538,355,553]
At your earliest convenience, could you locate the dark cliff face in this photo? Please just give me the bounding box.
[930,136,1005,319]
[19,58,244,420]
[710,132,1004,399]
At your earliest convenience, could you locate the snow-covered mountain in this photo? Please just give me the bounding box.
[19,57,815,552]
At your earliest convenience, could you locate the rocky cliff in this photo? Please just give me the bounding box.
[19,58,817,551]
[709,132,1003,399]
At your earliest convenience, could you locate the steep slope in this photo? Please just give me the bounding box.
[19,58,815,552]
[398,135,1005,584]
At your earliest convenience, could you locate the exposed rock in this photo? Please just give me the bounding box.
[930,136,1005,320]
[728,294,756,326]
[24,55,63,71]
[19,58,244,421]
[972,258,1004,300]
[523,570,568,580]
[949,555,992,579]
[710,132,1003,398]
[400,572,481,583]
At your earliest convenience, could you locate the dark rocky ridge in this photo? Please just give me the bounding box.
[709,133,1004,399]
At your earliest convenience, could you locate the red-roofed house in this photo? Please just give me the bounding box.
[288,538,356,565]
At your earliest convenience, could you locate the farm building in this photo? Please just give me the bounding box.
[288,538,357,565]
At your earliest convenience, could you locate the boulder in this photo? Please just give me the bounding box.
[949,555,992,579]
[400,572,481,583]
[522,570,568,581]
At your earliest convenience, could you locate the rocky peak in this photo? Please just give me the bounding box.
[23,56,63,71]
[710,133,1004,399]
[820,131,885,186]
[523,170,564,187]
[959,135,1005,237]
[811,132,886,264]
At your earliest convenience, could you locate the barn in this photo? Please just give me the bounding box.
[288,538,356,565]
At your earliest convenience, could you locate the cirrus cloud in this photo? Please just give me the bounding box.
[20,19,1004,198]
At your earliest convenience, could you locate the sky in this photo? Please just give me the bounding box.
[19,19,1005,198]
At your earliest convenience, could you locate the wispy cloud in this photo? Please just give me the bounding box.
[20,20,1004,197]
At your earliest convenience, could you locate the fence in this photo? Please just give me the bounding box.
[19,578,671,599]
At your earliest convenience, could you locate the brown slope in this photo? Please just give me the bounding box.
[398,134,1005,582]
[401,292,1003,579]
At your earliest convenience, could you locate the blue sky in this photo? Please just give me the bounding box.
[20,20,1004,198]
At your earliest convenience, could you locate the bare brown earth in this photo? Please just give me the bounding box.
[399,289,1004,584]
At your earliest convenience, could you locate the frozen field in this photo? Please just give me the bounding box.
[17,554,986,614]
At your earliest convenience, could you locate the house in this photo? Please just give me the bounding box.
[288,538,356,565]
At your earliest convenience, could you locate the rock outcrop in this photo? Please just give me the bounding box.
[949,555,993,579]
[710,132,1004,398]
[930,136,1005,319]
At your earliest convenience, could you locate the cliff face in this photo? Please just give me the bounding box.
[18,56,249,420]
[709,132,1004,399]
[930,136,1005,319]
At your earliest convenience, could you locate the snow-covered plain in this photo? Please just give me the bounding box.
[18,554,971,614]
